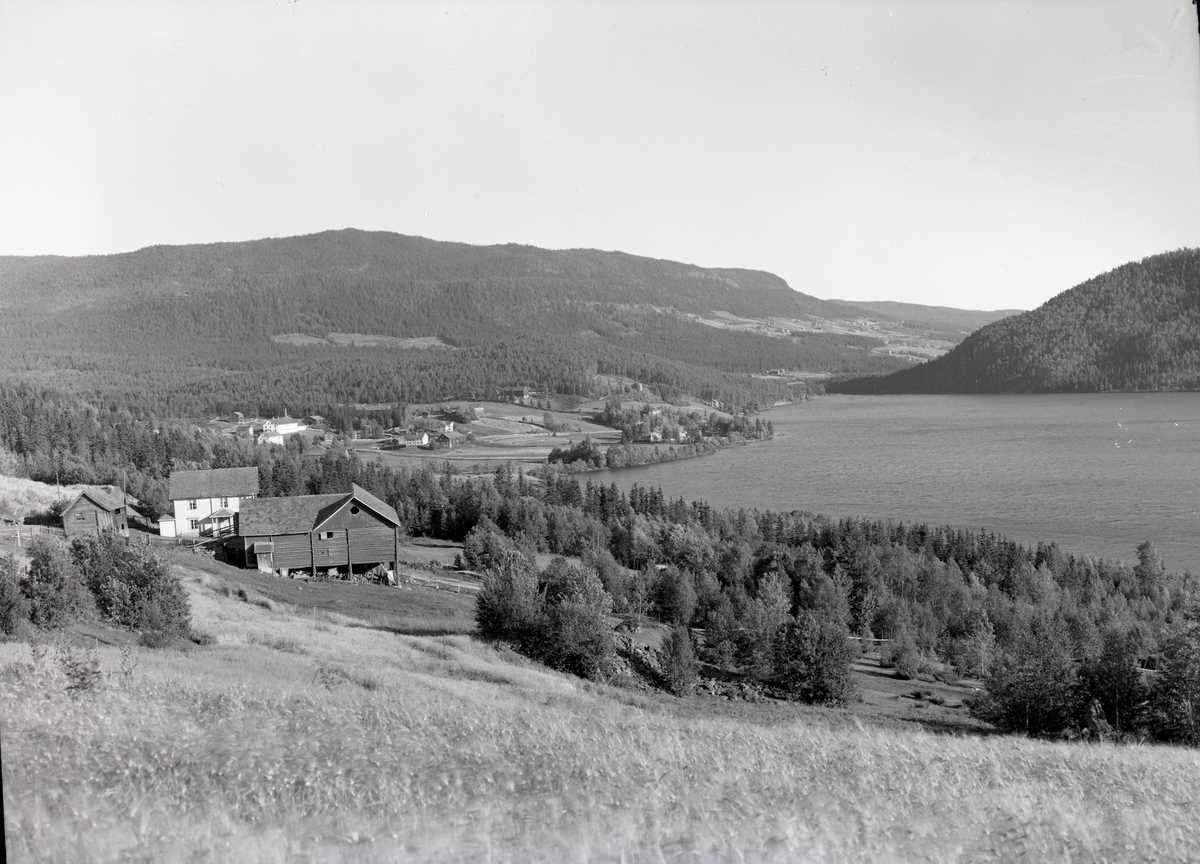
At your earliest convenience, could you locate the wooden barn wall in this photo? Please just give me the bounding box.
[321,501,393,531]
[348,527,396,565]
[271,534,313,570]
[63,503,114,537]
[312,533,350,568]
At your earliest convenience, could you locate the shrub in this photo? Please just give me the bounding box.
[1078,627,1147,734]
[882,631,921,680]
[659,625,698,696]
[462,517,518,572]
[538,558,614,680]
[70,533,190,637]
[701,596,738,670]
[0,553,31,637]
[24,537,95,628]
[773,611,856,706]
[542,602,613,680]
[1147,614,1200,746]
[968,613,1080,736]
[476,554,618,682]
[475,550,544,648]
[652,565,696,628]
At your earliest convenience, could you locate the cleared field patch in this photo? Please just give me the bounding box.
[271,333,454,349]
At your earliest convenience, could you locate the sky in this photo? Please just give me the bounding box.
[1,0,1198,311]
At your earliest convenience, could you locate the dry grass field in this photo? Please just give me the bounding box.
[5,554,1200,863]
[0,475,83,523]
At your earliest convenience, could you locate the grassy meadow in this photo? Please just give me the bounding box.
[5,555,1200,863]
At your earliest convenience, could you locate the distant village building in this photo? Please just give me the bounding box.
[499,386,532,406]
[227,484,402,579]
[162,467,260,539]
[263,416,303,436]
[62,487,129,538]
[404,431,430,448]
[433,429,466,449]
[257,416,306,445]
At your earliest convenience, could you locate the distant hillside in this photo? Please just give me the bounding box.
[0,229,994,416]
[831,249,1200,394]
[832,300,1021,342]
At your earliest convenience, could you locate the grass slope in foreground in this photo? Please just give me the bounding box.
[4,555,1199,863]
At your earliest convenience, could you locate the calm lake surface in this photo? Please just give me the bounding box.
[599,393,1200,574]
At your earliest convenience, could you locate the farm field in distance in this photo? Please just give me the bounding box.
[3,551,1197,863]
[689,310,957,365]
[348,395,738,471]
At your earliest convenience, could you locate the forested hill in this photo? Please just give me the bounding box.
[0,229,993,417]
[0,229,864,322]
[831,249,1200,394]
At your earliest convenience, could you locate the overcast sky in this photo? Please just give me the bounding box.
[1,1,1197,310]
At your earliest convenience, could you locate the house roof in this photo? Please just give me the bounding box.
[69,487,124,513]
[169,467,260,501]
[239,485,400,536]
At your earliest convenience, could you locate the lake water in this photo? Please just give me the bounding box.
[598,393,1200,575]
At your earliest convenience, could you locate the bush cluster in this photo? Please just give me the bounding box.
[772,611,855,706]
[475,553,614,681]
[967,608,1200,745]
[0,533,190,643]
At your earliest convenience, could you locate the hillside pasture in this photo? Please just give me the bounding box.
[5,555,1200,863]
[0,475,84,524]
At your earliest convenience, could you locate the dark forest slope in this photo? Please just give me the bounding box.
[0,229,1004,416]
[0,230,899,416]
[831,249,1200,394]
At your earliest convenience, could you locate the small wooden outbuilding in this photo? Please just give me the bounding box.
[62,487,129,538]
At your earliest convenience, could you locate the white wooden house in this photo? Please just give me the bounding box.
[161,467,260,539]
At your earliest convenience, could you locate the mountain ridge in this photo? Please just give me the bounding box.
[830,248,1200,394]
[0,228,1013,415]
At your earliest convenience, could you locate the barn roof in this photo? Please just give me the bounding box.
[239,485,400,536]
[343,483,400,527]
[239,494,346,535]
[169,467,260,501]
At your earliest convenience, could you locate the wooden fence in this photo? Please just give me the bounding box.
[0,524,67,548]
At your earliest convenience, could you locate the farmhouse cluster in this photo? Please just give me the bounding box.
[61,466,404,581]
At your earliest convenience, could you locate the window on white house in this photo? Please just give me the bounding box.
[189,520,199,530]
[319,531,334,540]
[189,499,197,510]
[220,497,229,508]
